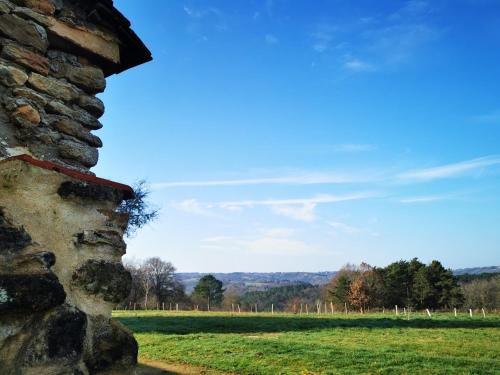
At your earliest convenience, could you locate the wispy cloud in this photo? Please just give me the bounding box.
[247,237,319,256]
[183,6,223,19]
[472,110,500,125]
[171,199,213,216]
[201,229,321,256]
[344,59,376,72]
[333,143,377,153]
[183,5,227,40]
[265,33,279,44]
[220,193,375,222]
[310,1,440,72]
[218,193,375,209]
[398,156,500,182]
[368,23,438,65]
[159,156,499,194]
[152,173,363,189]
[265,227,297,237]
[310,24,337,53]
[171,193,375,222]
[271,203,317,222]
[327,221,379,237]
[399,195,453,203]
[183,6,201,18]
[328,221,363,235]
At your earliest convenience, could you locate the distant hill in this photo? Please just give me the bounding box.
[177,272,336,293]
[177,267,499,294]
[452,266,500,275]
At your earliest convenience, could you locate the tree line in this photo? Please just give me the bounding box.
[325,259,464,312]
[119,257,499,312]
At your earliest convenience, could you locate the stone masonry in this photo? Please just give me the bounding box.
[0,0,151,374]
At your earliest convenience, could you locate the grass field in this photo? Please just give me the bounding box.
[114,310,500,374]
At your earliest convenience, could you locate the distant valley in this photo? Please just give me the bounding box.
[178,266,499,293]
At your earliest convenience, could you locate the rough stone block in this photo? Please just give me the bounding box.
[12,103,41,125]
[85,317,138,374]
[0,62,28,86]
[13,86,49,105]
[0,13,48,52]
[1,40,50,75]
[0,273,66,313]
[76,230,126,255]
[46,100,103,130]
[54,117,102,148]
[18,305,86,370]
[58,63,106,94]
[13,251,56,271]
[78,95,104,118]
[28,72,79,101]
[71,260,131,303]
[48,18,120,64]
[0,208,31,253]
[57,180,131,203]
[0,0,15,14]
[46,305,86,360]
[58,138,98,168]
[13,5,51,26]
[12,0,55,16]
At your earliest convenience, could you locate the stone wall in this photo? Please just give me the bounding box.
[0,0,150,172]
[0,1,151,374]
[0,156,137,374]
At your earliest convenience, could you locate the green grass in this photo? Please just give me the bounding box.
[114,311,500,374]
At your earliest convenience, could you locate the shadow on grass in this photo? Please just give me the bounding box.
[116,315,500,335]
[137,363,175,375]
[136,360,226,375]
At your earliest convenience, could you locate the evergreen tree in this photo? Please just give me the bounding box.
[192,275,225,310]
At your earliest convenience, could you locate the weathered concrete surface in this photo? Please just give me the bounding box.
[0,156,136,374]
[0,157,131,315]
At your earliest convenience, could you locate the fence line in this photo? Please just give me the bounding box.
[114,303,497,318]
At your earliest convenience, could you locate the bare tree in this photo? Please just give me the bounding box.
[143,257,176,305]
[118,180,159,237]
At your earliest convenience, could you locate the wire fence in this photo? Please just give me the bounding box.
[114,302,498,317]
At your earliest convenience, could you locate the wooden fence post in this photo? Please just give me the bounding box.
[454,308,457,317]
[469,308,473,317]
[395,305,398,315]
[482,308,486,318]
[330,302,334,314]
[272,304,274,315]
[426,308,432,318]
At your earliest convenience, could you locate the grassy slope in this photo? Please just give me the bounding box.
[114,311,500,375]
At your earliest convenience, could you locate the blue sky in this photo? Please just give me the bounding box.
[95,0,500,272]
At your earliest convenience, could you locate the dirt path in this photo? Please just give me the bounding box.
[137,359,233,375]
